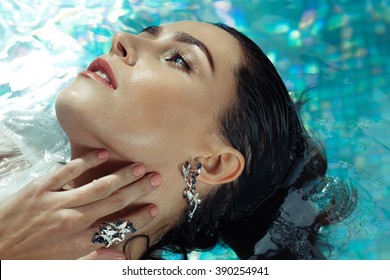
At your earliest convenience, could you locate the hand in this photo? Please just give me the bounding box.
[79,248,126,260]
[0,150,160,259]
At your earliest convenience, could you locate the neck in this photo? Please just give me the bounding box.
[69,144,130,187]
[70,143,187,259]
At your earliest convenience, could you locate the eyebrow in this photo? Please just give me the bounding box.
[140,25,215,72]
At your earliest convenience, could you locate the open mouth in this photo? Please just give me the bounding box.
[95,70,112,85]
[81,57,117,89]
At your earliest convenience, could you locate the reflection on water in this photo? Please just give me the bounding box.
[0,0,389,259]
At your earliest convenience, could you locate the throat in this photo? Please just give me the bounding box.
[69,145,132,188]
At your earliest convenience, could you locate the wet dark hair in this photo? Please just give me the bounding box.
[132,23,352,260]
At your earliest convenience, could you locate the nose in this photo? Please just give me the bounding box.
[110,32,138,66]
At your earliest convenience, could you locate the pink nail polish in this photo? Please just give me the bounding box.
[132,164,145,177]
[150,174,162,187]
[150,206,159,217]
[97,150,109,159]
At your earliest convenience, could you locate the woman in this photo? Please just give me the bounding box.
[0,21,347,260]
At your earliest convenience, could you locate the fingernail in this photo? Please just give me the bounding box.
[150,205,159,217]
[150,174,162,187]
[97,150,109,159]
[132,164,145,177]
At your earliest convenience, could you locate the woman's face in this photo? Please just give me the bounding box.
[56,21,241,168]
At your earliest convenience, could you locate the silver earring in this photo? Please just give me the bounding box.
[181,161,202,222]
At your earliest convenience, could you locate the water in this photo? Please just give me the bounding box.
[0,0,389,259]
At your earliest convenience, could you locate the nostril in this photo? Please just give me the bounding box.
[117,42,127,57]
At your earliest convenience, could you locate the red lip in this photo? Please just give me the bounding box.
[80,57,117,90]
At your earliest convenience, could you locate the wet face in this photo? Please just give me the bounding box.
[55,21,241,169]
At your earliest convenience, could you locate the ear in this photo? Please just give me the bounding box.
[195,147,245,185]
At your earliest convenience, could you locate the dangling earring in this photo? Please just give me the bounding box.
[181,161,202,222]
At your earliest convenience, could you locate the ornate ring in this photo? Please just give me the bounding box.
[92,219,137,248]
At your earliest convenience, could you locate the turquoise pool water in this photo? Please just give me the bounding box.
[0,0,389,259]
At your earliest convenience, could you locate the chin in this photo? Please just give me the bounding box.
[55,88,94,147]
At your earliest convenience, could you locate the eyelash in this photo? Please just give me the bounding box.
[165,49,192,72]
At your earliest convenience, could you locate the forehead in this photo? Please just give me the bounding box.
[162,21,242,75]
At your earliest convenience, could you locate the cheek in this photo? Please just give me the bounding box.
[116,82,193,152]
[107,76,211,163]
[119,70,191,132]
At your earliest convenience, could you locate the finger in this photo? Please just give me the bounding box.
[62,163,146,207]
[88,205,159,250]
[80,173,161,221]
[99,204,159,232]
[78,248,126,260]
[42,150,110,191]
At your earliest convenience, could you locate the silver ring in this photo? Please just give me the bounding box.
[92,219,137,248]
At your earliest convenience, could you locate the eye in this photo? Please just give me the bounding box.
[166,49,192,72]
